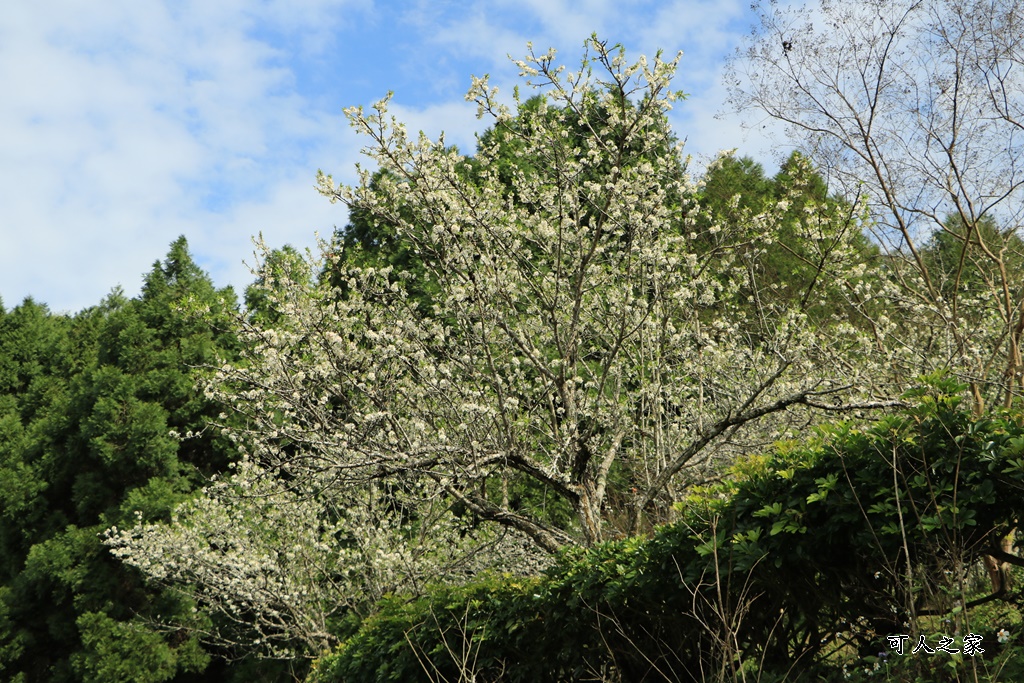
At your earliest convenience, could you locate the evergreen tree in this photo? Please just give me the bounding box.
[0,239,252,682]
[697,152,880,331]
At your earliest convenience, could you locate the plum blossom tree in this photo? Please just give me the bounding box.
[108,37,898,657]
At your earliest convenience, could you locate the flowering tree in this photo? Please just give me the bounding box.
[108,37,897,657]
[729,0,1024,413]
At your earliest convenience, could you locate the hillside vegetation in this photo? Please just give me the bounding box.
[4,15,1024,681]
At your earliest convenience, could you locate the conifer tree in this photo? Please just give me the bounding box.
[0,239,249,682]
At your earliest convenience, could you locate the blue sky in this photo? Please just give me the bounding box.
[1,0,782,313]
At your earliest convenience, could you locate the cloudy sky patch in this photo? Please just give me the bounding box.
[2,1,778,313]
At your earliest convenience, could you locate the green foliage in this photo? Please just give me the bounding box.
[72,611,208,683]
[244,244,313,325]
[324,88,689,313]
[920,214,1024,315]
[698,152,879,323]
[311,377,1024,681]
[0,238,244,681]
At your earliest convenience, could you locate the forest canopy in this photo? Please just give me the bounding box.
[3,18,1024,683]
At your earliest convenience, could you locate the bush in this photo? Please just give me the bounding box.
[311,377,1024,682]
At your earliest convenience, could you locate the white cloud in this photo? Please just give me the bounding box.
[0,0,364,312]
[389,99,487,154]
[191,169,351,298]
[397,0,772,170]
[0,0,788,313]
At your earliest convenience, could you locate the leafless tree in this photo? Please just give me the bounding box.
[729,0,1024,411]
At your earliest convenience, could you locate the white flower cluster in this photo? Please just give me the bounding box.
[110,36,945,653]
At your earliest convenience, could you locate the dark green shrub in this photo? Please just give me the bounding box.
[312,377,1024,681]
